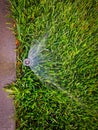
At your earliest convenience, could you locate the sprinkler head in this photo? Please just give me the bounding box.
[23,58,31,66]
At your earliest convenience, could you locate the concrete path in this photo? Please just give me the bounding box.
[0,0,16,130]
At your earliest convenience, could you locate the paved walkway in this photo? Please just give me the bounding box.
[0,0,16,129]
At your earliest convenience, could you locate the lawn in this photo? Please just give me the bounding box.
[8,0,98,129]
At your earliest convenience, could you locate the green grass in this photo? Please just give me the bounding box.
[8,0,98,129]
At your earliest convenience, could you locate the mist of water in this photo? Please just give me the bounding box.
[23,35,65,91]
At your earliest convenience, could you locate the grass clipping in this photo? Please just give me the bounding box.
[9,0,98,129]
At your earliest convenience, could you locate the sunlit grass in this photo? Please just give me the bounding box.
[8,0,98,129]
